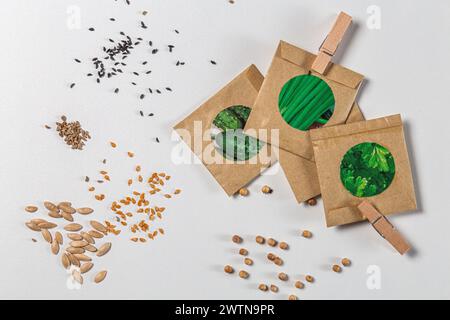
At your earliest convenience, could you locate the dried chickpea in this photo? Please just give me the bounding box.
[270,284,279,293]
[238,188,249,196]
[244,258,253,266]
[288,295,298,300]
[341,258,351,267]
[279,242,289,250]
[302,230,312,238]
[267,238,277,247]
[224,265,234,274]
[232,235,243,244]
[239,248,248,256]
[305,275,314,283]
[332,265,342,273]
[261,185,273,194]
[278,272,289,281]
[255,235,265,244]
[306,197,317,206]
[238,270,249,279]
[294,281,305,289]
[258,284,268,292]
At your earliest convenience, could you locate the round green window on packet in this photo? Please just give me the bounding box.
[340,142,396,197]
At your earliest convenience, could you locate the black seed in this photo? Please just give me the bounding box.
[110,18,116,21]
[89,27,95,31]
[156,137,160,143]
[168,45,174,52]
[148,88,153,93]
[152,49,158,54]
[156,89,161,94]
[174,29,179,34]
[102,159,107,164]
[131,82,137,86]
[149,41,153,46]
[165,87,172,91]
[139,110,144,116]
[146,70,152,74]
[97,180,104,183]
[141,21,147,29]
[148,113,154,117]
[210,60,217,65]
[87,73,93,77]
[142,61,147,65]
[140,94,145,99]
[70,83,76,88]
[74,59,81,63]
[133,72,139,76]
[85,176,90,182]
[114,88,119,93]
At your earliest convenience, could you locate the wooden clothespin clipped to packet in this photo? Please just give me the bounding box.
[358,201,411,255]
[312,12,352,74]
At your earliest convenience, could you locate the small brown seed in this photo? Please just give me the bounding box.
[42,229,53,243]
[267,253,276,261]
[306,198,317,206]
[61,253,70,269]
[90,220,107,233]
[77,207,94,215]
[274,257,283,266]
[81,232,95,244]
[74,254,92,262]
[305,275,314,283]
[302,230,312,238]
[332,265,342,273]
[25,222,40,231]
[48,211,62,218]
[238,187,249,196]
[37,222,57,229]
[244,258,253,266]
[270,284,279,293]
[341,258,351,267]
[238,248,248,256]
[51,240,60,255]
[88,230,104,239]
[238,270,249,279]
[96,242,112,257]
[261,185,273,194]
[70,240,89,248]
[67,233,83,241]
[267,238,277,247]
[258,284,268,291]
[44,201,57,211]
[278,272,289,281]
[62,212,74,222]
[288,294,298,300]
[66,247,85,254]
[295,281,305,289]
[255,235,265,244]
[224,265,234,274]
[232,235,243,244]
[279,242,289,250]
[64,223,83,232]
[80,262,94,274]
[94,270,107,283]
[25,206,38,213]
[73,270,83,284]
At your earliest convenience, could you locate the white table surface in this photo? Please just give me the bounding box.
[1,0,449,300]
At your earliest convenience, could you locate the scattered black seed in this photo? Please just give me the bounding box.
[109,39,115,43]
[44,125,51,129]
[110,18,116,21]
[210,60,217,65]
[140,94,145,99]
[155,137,160,143]
[87,73,93,77]
[85,176,90,182]
[142,61,148,65]
[168,45,174,52]
[131,82,137,86]
[70,83,76,88]
[152,49,158,54]
[139,110,144,116]
[133,72,139,76]
[114,88,119,93]
[97,180,104,183]
[165,87,172,92]
[126,0,130,5]
[74,59,81,63]
[149,41,153,46]
[148,88,153,93]
[156,89,161,94]
[174,29,179,34]
[148,113,154,117]
[145,70,152,74]
[102,159,107,164]
[32,238,37,243]
[89,27,95,31]
[141,21,147,29]
[142,11,148,16]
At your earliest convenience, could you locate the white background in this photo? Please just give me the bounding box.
[0,0,449,300]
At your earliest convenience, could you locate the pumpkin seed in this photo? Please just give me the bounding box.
[66,247,85,254]
[44,201,57,211]
[81,232,95,244]
[88,230,104,239]
[60,206,76,214]
[80,262,94,274]
[96,242,111,257]
[70,240,89,248]
[61,253,70,269]
[84,245,97,252]
[55,232,63,245]
[48,211,63,218]
[74,253,92,262]
[51,240,60,255]
[77,207,94,215]
[67,252,80,267]
[62,212,74,222]
[90,221,107,233]
[94,270,107,283]
[38,222,57,229]
[25,206,38,213]
[64,223,83,232]
[41,229,52,243]
[67,233,83,241]
[58,202,72,208]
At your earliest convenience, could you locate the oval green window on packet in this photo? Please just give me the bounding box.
[278,74,335,131]
[340,142,396,197]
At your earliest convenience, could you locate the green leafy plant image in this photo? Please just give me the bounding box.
[340,142,396,197]
[212,105,263,161]
[278,74,335,131]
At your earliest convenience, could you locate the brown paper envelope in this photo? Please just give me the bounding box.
[280,102,365,203]
[174,65,277,196]
[310,115,417,227]
[245,41,364,161]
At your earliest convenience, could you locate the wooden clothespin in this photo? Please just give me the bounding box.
[312,12,352,74]
[358,201,411,255]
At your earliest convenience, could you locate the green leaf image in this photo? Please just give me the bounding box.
[278,75,335,131]
[340,142,396,197]
[212,105,264,161]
